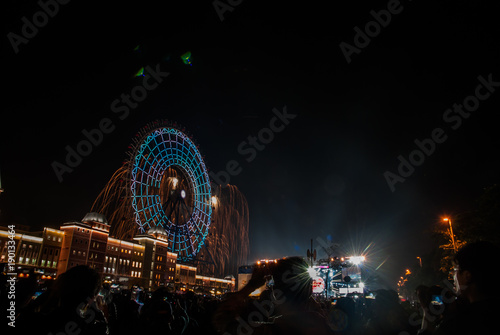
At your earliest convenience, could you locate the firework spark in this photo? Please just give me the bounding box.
[91,121,249,277]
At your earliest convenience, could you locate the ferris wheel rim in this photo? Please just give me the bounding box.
[128,123,211,261]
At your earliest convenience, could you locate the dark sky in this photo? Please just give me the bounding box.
[1,0,499,288]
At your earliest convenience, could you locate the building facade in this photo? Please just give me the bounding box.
[0,213,234,293]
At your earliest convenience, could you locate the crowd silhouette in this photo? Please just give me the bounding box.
[4,240,498,334]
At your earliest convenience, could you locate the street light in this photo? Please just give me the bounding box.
[443,217,457,253]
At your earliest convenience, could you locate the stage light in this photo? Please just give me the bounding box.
[307,266,317,279]
[349,256,365,265]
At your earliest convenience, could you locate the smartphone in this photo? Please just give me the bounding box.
[431,295,443,305]
[32,291,43,300]
[265,275,274,287]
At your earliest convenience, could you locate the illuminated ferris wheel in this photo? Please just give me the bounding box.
[130,123,212,261]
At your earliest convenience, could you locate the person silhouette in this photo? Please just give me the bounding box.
[435,241,500,335]
[213,256,334,335]
[17,265,108,335]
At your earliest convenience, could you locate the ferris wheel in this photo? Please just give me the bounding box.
[129,123,212,261]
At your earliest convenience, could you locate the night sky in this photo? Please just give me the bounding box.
[2,0,499,288]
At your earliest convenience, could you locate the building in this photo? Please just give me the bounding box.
[104,237,146,287]
[195,275,235,295]
[133,225,177,289]
[175,263,197,289]
[0,225,63,278]
[0,213,234,293]
[0,213,233,293]
[57,213,178,290]
[0,213,173,290]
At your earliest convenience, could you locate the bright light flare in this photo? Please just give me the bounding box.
[349,256,365,265]
[307,266,318,279]
[211,196,218,206]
